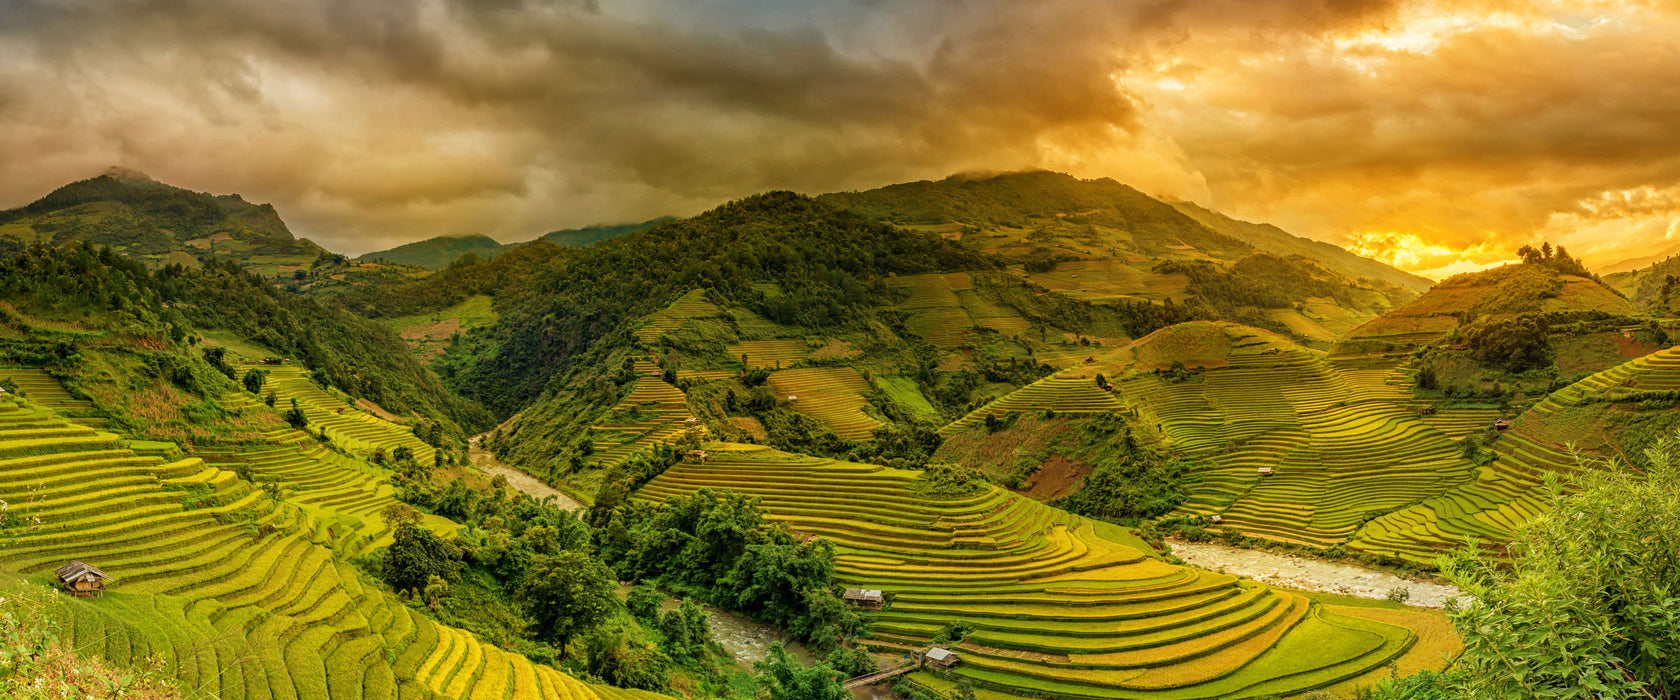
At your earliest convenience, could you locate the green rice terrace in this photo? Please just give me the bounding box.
[0,384,663,700]
[633,444,1438,699]
[1352,344,1680,562]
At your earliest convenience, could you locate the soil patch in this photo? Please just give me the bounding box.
[728,416,769,441]
[355,398,401,422]
[400,317,463,341]
[1017,454,1090,500]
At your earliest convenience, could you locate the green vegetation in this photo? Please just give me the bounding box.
[1364,432,1680,698]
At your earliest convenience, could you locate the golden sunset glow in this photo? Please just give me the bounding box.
[0,0,1676,266]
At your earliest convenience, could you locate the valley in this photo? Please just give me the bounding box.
[2,170,1677,699]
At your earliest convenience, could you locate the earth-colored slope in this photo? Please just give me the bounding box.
[0,390,660,700]
[634,444,1430,699]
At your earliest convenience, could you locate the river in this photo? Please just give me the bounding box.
[1169,540,1465,608]
[467,435,585,511]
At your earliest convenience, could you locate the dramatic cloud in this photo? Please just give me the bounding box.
[0,0,1675,269]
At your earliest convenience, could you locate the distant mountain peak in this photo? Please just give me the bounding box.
[101,166,156,184]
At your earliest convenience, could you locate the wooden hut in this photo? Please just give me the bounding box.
[842,588,885,610]
[1257,467,1274,476]
[925,647,960,669]
[686,449,711,463]
[55,561,113,598]
[1494,419,1512,431]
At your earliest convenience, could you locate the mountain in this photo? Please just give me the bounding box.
[1600,241,1680,275]
[0,167,324,273]
[818,171,1422,343]
[1336,254,1635,357]
[540,217,676,247]
[1167,200,1432,293]
[354,233,509,269]
[355,218,678,270]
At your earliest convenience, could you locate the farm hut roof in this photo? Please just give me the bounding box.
[843,588,883,601]
[55,561,113,584]
[926,648,956,662]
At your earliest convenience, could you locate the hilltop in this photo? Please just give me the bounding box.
[355,217,677,269]
[819,171,1423,342]
[0,167,324,274]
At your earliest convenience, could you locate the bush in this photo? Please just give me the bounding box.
[1385,587,1411,604]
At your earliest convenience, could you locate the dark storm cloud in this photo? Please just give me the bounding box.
[0,0,1675,267]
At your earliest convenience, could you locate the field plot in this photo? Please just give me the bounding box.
[259,366,436,465]
[945,322,1480,549]
[1352,345,1680,563]
[635,446,1424,699]
[1115,341,1474,546]
[636,289,722,343]
[1018,259,1190,304]
[591,361,699,469]
[940,374,1125,437]
[895,272,1037,347]
[0,392,643,700]
[729,339,809,369]
[767,367,883,440]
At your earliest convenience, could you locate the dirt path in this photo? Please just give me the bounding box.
[468,435,584,511]
[1169,540,1464,608]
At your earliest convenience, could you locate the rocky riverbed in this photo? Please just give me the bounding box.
[1170,540,1465,608]
[467,435,585,511]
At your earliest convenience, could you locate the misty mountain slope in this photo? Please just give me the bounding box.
[1168,200,1432,293]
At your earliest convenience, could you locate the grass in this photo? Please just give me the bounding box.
[874,375,942,421]
[634,444,1433,699]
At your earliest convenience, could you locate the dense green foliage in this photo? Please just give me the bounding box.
[437,192,992,416]
[519,551,620,649]
[0,244,489,437]
[356,234,511,269]
[592,487,861,654]
[1054,415,1189,521]
[752,644,849,700]
[1434,433,1680,698]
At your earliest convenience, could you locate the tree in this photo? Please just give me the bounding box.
[518,550,619,652]
[1438,432,1680,698]
[241,368,267,394]
[753,643,849,700]
[283,398,307,430]
[382,522,462,594]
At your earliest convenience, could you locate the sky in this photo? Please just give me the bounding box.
[0,0,1677,276]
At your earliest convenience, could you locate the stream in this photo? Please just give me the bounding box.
[467,435,584,511]
[1169,540,1465,608]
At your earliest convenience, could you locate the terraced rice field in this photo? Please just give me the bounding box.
[894,273,1031,348]
[636,446,1423,699]
[259,366,436,465]
[765,367,882,440]
[729,339,809,369]
[637,290,722,344]
[0,366,106,427]
[1113,343,1475,547]
[939,374,1126,437]
[0,390,659,700]
[591,361,699,469]
[1351,346,1680,563]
